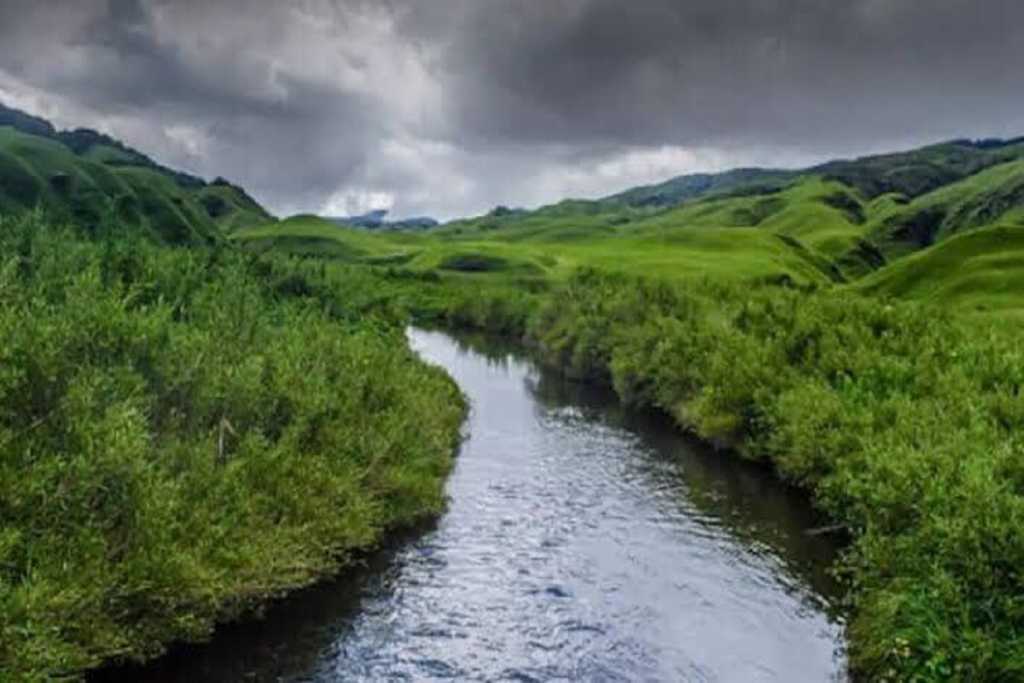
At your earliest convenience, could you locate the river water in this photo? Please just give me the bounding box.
[98,328,848,682]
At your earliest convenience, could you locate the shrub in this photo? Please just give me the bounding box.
[0,214,466,680]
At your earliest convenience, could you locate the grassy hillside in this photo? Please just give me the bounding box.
[235,136,1024,316]
[815,138,1024,199]
[235,212,839,286]
[602,139,1024,210]
[857,224,1024,315]
[233,214,422,262]
[602,167,795,208]
[0,104,273,245]
[853,159,1024,260]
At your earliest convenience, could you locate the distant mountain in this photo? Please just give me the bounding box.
[324,209,439,231]
[603,168,796,208]
[0,102,273,243]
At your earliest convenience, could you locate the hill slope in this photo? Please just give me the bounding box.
[856,224,1024,315]
[0,103,272,244]
[364,137,1024,310]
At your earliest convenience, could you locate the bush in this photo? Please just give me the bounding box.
[0,214,466,680]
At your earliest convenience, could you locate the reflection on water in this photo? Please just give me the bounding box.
[95,327,847,682]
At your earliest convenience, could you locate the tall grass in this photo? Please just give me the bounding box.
[0,213,466,680]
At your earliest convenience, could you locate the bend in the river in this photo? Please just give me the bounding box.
[97,327,848,682]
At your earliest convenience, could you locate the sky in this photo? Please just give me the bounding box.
[0,0,1022,220]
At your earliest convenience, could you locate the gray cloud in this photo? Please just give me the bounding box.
[435,0,1024,149]
[0,0,1022,219]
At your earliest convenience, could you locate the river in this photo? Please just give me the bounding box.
[97,327,848,682]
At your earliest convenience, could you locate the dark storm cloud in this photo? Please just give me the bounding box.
[0,0,389,211]
[430,0,1024,149]
[0,0,1022,218]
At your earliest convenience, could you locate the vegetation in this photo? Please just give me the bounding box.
[236,136,1024,315]
[5,100,1024,680]
[857,224,1024,317]
[0,108,272,245]
[519,272,1024,680]
[0,212,465,680]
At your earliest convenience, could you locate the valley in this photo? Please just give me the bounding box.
[2,103,1024,681]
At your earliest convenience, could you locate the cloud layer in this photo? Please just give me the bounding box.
[1,0,1021,219]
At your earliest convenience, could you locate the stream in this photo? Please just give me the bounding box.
[98,327,848,682]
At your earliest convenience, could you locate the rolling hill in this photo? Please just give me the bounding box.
[856,224,1024,315]
[5,99,1024,683]
[0,102,272,244]
[234,134,1024,315]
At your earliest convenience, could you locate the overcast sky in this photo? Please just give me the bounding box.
[1,0,1021,219]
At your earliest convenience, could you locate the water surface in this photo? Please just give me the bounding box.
[98,328,847,682]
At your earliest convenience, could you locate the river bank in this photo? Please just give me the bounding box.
[94,327,847,681]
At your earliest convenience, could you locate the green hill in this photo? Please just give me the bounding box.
[851,159,1024,259]
[235,205,839,287]
[233,214,424,263]
[232,135,1024,316]
[0,103,272,244]
[8,97,1024,315]
[602,167,795,208]
[856,224,1024,315]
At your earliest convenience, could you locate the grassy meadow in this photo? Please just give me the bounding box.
[235,139,1024,318]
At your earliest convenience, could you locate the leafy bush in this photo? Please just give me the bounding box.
[0,213,466,680]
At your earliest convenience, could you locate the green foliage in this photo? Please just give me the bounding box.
[816,139,1024,199]
[603,167,795,208]
[0,213,465,681]
[845,159,1024,268]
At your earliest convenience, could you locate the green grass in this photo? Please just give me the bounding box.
[232,142,1024,320]
[233,214,422,261]
[855,159,1024,260]
[0,213,466,681]
[234,197,842,287]
[857,224,1024,316]
[631,177,867,256]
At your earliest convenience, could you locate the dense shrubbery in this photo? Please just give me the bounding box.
[0,214,465,680]
[425,267,1024,680]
